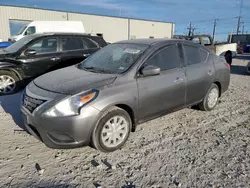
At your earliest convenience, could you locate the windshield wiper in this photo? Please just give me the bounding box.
[83,66,113,74]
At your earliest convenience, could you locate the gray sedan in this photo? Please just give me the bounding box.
[20,39,230,152]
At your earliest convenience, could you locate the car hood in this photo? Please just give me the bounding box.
[33,66,117,95]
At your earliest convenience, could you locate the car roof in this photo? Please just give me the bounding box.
[116,38,194,46]
[32,32,101,38]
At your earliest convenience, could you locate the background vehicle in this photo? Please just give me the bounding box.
[0,41,12,49]
[173,34,237,64]
[20,39,230,152]
[247,62,250,74]
[0,33,106,95]
[9,21,85,42]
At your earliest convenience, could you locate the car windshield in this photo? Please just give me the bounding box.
[5,35,37,53]
[16,25,27,35]
[78,43,148,74]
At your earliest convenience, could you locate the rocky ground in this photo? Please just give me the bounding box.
[0,56,250,188]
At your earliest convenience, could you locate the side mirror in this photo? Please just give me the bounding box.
[141,65,160,77]
[25,49,37,56]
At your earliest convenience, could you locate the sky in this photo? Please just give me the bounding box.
[1,0,250,41]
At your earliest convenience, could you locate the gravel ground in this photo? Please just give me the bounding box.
[0,56,250,188]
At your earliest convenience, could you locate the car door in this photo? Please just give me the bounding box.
[182,43,215,105]
[18,36,61,78]
[59,36,100,68]
[137,44,186,121]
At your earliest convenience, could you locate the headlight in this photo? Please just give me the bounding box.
[44,90,98,117]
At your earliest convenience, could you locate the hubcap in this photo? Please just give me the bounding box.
[0,75,16,94]
[101,116,129,148]
[207,88,219,108]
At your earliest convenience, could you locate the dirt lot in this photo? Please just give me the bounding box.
[0,56,250,188]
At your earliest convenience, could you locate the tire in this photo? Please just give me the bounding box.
[0,70,21,95]
[91,106,132,152]
[198,83,219,111]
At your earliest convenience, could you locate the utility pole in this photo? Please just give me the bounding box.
[242,24,244,34]
[237,0,244,35]
[187,22,192,36]
[212,19,218,43]
[237,16,241,34]
[192,27,196,36]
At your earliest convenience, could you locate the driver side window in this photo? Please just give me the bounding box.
[27,37,58,54]
[144,45,182,71]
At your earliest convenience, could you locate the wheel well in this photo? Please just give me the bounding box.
[115,104,136,132]
[0,68,22,80]
[214,81,221,97]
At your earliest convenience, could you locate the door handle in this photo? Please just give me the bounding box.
[51,57,60,61]
[83,53,90,57]
[208,70,213,75]
[174,77,184,83]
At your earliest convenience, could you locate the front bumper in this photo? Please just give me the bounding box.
[20,84,101,149]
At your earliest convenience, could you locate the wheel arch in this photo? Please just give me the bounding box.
[213,81,222,97]
[115,104,136,132]
[0,67,22,80]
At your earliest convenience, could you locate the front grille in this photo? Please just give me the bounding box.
[22,94,46,113]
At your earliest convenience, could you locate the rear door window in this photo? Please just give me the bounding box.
[183,45,201,65]
[200,49,209,62]
[61,37,84,51]
[145,45,182,71]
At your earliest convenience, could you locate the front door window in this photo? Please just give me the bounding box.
[27,38,58,54]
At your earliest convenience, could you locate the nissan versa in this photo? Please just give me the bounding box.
[20,39,230,152]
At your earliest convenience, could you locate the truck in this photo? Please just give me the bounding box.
[173,34,237,64]
[9,21,85,42]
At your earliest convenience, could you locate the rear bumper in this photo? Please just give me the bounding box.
[20,105,100,149]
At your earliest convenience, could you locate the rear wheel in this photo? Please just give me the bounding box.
[91,107,132,152]
[199,83,219,111]
[0,70,20,95]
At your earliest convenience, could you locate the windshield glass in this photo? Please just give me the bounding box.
[16,25,27,35]
[5,35,37,53]
[78,43,148,74]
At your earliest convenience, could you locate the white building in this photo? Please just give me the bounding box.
[0,5,175,43]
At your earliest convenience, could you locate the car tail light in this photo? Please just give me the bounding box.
[224,63,230,70]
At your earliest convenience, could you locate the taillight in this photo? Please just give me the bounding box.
[224,63,230,70]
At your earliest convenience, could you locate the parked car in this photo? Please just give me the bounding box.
[20,39,230,152]
[0,33,107,95]
[9,21,85,42]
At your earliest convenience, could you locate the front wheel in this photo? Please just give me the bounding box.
[91,107,132,152]
[0,70,20,95]
[199,83,220,111]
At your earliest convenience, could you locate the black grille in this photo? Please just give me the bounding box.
[22,94,46,113]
